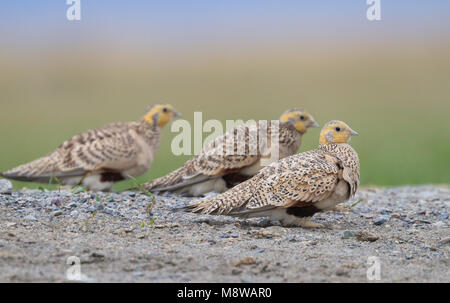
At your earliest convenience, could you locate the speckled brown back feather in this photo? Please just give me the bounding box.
[185,143,360,215]
[144,120,302,192]
[1,122,161,183]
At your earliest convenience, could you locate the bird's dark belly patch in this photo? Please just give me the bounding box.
[100,172,125,182]
[223,173,252,188]
[286,205,321,218]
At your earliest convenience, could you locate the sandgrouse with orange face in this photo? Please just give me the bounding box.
[142,108,319,196]
[0,104,180,191]
[184,120,360,228]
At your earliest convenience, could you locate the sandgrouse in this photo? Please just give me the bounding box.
[184,120,360,228]
[142,108,318,196]
[1,104,180,191]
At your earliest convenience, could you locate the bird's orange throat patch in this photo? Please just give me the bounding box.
[319,129,332,145]
[319,123,350,145]
[280,112,308,133]
[143,105,173,127]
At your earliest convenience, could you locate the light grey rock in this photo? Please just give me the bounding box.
[342,230,356,239]
[438,237,450,246]
[0,179,12,194]
[439,213,449,220]
[103,207,120,216]
[6,222,17,228]
[137,214,148,220]
[432,221,446,228]
[66,202,79,209]
[24,214,37,221]
[94,202,103,210]
[52,210,63,217]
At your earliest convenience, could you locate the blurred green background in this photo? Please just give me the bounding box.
[0,1,449,190]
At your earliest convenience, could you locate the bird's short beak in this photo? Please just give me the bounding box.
[175,112,182,118]
[350,129,359,136]
[311,121,320,128]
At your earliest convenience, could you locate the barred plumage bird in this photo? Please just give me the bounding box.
[184,120,360,228]
[142,108,318,196]
[0,104,180,191]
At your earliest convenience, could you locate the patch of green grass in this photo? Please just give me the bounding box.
[343,198,365,209]
[71,185,87,194]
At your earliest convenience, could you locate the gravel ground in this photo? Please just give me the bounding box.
[0,182,449,283]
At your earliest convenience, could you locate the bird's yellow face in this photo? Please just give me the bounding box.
[143,104,181,127]
[319,120,358,145]
[280,109,319,134]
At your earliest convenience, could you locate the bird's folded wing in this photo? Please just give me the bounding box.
[193,121,271,176]
[57,124,141,173]
[247,151,340,209]
[3,123,141,180]
[145,122,272,191]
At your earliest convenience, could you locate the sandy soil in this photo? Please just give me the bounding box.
[0,185,449,282]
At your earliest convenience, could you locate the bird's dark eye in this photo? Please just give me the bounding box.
[299,115,306,121]
[162,107,168,113]
[335,127,341,131]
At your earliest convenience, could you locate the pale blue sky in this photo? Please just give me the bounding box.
[0,1,449,49]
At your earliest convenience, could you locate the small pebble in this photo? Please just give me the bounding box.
[438,237,450,246]
[439,213,449,220]
[234,256,256,267]
[51,198,62,207]
[391,213,402,219]
[52,210,63,217]
[93,202,103,210]
[379,208,391,215]
[137,214,148,220]
[24,214,37,221]
[103,207,116,215]
[373,215,391,225]
[355,231,379,242]
[342,230,356,239]
[66,202,78,209]
[432,221,445,228]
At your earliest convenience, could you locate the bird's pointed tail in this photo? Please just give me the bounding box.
[181,177,258,215]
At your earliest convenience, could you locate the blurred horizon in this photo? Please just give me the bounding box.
[1,1,449,190]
